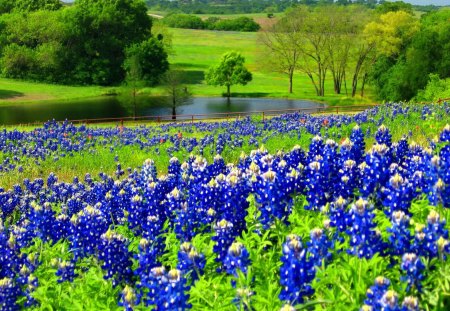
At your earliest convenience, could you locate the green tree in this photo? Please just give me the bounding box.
[0,0,61,13]
[259,6,306,93]
[123,37,169,118]
[162,70,191,120]
[205,51,252,99]
[124,38,169,86]
[63,0,152,85]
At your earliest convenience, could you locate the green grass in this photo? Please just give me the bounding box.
[150,28,375,106]
[0,27,374,107]
[0,78,118,105]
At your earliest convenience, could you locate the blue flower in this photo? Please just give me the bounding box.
[400,253,425,292]
[387,211,412,256]
[0,278,21,311]
[224,242,251,279]
[363,276,391,308]
[279,234,315,305]
[177,242,206,282]
[119,285,139,311]
[346,198,385,259]
[307,228,333,267]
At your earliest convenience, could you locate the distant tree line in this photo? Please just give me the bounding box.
[259,3,450,101]
[0,0,169,86]
[147,0,440,15]
[163,14,260,32]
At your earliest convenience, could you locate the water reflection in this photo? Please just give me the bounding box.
[0,96,323,125]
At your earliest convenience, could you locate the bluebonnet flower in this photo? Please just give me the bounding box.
[52,259,77,283]
[363,276,391,308]
[28,201,55,243]
[359,144,392,199]
[119,285,139,311]
[379,290,401,311]
[252,170,293,229]
[224,242,251,279]
[159,269,191,311]
[305,159,328,211]
[212,219,236,267]
[98,230,133,287]
[69,204,109,260]
[440,124,450,142]
[233,288,254,311]
[375,125,392,147]
[307,136,324,161]
[401,296,420,311]
[0,278,21,311]
[329,196,349,233]
[141,159,157,184]
[177,242,206,282]
[338,160,359,200]
[413,210,449,258]
[279,234,315,305]
[347,198,385,259]
[387,211,412,256]
[400,253,425,292]
[382,174,414,216]
[307,228,333,266]
[350,124,365,164]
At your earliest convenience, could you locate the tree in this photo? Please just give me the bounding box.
[205,51,252,99]
[62,0,153,85]
[123,37,169,119]
[0,0,61,13]
[124,38,169,86]
[162,70,191,120]
[259,6,306,93]
[297,6,329,97]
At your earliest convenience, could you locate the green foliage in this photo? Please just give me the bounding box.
[163,13,260,32]
[124,37,169,86]
[375,1,413,15]
[0,0,61,13]
[163,13,205,29]
[205,51,252,98]
[415,74,450,102]
[209,16,260,32]
[0,0,164,86]
[369,9,450,102]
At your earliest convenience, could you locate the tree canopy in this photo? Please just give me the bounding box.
[205,51,252,98]
[0,0,168,86]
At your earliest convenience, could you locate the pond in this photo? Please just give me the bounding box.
[0,96,325,125]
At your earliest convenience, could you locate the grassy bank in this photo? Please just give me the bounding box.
[0,78,117,105]
[0,28,375,107]
[149,28,374,106]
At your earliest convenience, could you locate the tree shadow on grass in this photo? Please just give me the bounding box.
[0,90,24,99]
[226,92,271,98]
[177,70,205,84]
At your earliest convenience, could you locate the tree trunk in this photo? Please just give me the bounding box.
[227,85,231,99]
[360,73,367,98]
[172,105,176,120]
[289,70,293,94]
[133,87,136,121]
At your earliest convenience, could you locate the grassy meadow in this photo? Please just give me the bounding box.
[0,26,374,107]
[150,28,374,106]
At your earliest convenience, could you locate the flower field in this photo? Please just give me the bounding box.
[1,103,450,310]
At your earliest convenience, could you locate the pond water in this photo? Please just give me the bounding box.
[0,96,324,125]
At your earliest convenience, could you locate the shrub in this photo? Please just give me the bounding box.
[163,14,205,29]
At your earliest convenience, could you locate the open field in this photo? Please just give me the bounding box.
[0,78,116,105]
[150,28,374,106]
[0,103,450,310]
[0,27,374,107]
